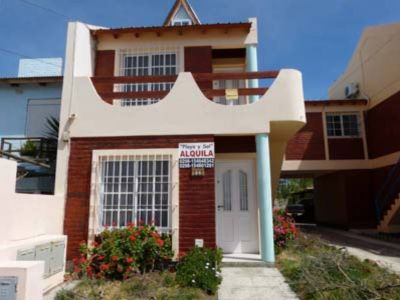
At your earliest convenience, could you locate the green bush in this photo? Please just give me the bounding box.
[176,247,223,295]
[73,224,174,280]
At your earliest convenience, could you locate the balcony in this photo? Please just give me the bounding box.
[91,71,279,106]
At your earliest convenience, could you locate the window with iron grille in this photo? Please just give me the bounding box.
[117,50,179,106]
[99,155,172,232]
[326,112,361,137]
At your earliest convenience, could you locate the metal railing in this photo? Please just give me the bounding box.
[91,71,279,104]
[0,137,57,169]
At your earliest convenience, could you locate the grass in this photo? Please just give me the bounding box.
[56,272,216,300]
[277,233,400,300]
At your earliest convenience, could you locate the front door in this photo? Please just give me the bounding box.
[216,160,259,253]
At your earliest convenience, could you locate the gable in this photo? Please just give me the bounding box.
[174,5,191,22]
[163,0,201,26]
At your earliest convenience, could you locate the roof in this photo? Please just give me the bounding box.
[92,22,252,37]
[163,0,201,26]
[0,76,63,85]
[305,99,368,106]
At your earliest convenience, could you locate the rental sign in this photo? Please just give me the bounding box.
[178,143,215,168]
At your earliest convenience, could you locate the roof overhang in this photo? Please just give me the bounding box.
[305,99,368,106]
[0,76,63,86]
[92,23,252,38]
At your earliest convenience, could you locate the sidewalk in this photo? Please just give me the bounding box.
[303,225,400,274]
[218,267,298,300]
[219,255,297,300]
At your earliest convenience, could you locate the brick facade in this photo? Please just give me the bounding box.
[64,135,215,259]
[285,112,326,160]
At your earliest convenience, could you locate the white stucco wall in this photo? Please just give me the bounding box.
[0,159,64,245]
[0,261,44,300]
[329,23,400,108]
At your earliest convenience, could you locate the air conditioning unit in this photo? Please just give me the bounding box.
[344,82,359,99]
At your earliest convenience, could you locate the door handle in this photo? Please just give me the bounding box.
[217,205,224,210]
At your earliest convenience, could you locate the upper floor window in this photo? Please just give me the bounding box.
[117,49,179,106]
[326,112,361,138]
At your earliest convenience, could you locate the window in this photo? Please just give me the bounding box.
[222,170,232,211]
[118,50,178,106]
[326,112,361,137]
[172,20,192,26]
[99,155,172,232]
[239,171,248,211]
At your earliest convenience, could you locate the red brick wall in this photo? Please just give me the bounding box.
[93,50,115,104]
[179,168,216,253]
[286,112,326,160]
[64,135,215,259]
[328,138,364,160]
[366,91,400,158]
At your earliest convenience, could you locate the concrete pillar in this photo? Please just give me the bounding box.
[246,44,275,263]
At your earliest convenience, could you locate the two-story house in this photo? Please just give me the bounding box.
[55,0,306,263]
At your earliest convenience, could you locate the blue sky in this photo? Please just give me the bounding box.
[0,0,399,99]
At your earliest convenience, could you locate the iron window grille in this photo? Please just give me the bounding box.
[98,154,172,233]
[115,48,180,106]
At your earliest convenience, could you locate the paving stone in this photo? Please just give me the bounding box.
[218,267,298,300]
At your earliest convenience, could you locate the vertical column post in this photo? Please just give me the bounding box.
[246,44,275,263]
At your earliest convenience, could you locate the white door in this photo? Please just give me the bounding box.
[216,160,259,254]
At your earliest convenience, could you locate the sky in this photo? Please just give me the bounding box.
[0,0,399,99]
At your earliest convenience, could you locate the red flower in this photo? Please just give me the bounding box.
[126,257,135,264]
[156,239,164,247]
[117,265,124,273]
[111,255,119,262]
[91,240,99,247]
[151,232,160,239]
[86,266,93,276]
[97,255,105,261]
[79,257,87,264]
[129,234,136,242]
[100,263,110,271]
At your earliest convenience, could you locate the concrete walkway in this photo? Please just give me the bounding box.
[304,225,400,274]
[218,266,297,300]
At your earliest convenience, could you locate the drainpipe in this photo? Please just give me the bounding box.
[246,44,275,263]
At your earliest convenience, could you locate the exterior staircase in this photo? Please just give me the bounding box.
[378,196,400,233]
[375,157,400,233]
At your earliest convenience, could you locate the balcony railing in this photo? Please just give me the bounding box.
[0,137,57,169]
[91,71,279,105]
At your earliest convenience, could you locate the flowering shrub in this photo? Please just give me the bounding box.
[274,208,298,250]
[73,223,173,280]
[176,247,223,295]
